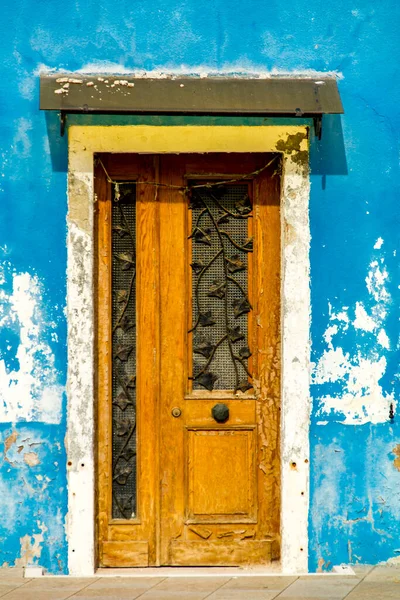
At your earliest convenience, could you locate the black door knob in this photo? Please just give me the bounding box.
[212,403,229,423]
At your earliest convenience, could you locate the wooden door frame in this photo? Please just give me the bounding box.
[66,124,311,576]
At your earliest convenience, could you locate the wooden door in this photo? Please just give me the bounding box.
[95,153,281,567]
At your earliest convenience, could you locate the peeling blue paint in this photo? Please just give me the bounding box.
[309,423,400,570]
[0,423,67,572]
[0,0,399,573]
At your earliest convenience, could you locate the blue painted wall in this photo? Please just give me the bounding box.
[0,0,399,573]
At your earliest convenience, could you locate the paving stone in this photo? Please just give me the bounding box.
[220,576,297,590]
[207,589,281,600]
[363,565,400,582]
[152,576,230,592]
[137,592,211,600]
[73,587,147,598]
[349,564,374,577]
[23,577,98,590]
[1,590,75,600]
[0,581,25,590]
[85,577,163,589]
[273,598,347,600]
[277,576,358,598]
[3,572,400,600]
[70,597,136,600]
[0,583,26,597]
[346,580,400,599]
[0,568,24,579]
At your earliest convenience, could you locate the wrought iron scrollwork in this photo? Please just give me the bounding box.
[111,184,137,519]
[189,185,254,393]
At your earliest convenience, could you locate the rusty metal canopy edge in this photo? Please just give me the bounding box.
[39,75,344,116]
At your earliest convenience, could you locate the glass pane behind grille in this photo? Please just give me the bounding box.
[190,184,253,393]
[111,184,137,519]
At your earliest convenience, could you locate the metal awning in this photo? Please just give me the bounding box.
[39,75,344,138]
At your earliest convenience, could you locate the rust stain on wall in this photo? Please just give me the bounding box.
[317,556,331,572]
[3,431,18,464]
[14,523,47,568]
[23,451,40,467]
[392,444,400,471]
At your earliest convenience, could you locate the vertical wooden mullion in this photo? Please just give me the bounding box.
[158,155,188,565]
[135,155,159,565]
[95,157,113,562]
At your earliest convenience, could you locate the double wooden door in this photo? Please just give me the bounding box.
[95,153,281,567]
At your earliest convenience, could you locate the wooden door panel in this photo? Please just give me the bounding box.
[101,541,149,567]
[169,540,274,566]
[187,428,256,521]
[96,153,281,567]
[158,154,281,566]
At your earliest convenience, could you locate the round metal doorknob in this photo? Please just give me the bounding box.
[212,403,229,423]
[171,407,182,418]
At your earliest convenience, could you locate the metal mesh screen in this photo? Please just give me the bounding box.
[190,184,253,392]
[111,184,137,519]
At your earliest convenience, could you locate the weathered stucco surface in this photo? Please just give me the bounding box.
[0,0,399,574]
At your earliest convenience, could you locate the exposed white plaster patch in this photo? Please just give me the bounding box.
[353,302,376,332]
[12,118,32,159]
[317,356,394,425]
[374,237,384,250]
[0,270,63,423]
[313,347,350,384]
[377,329,390,350]
[314,246,393,425]
[366,260,389,303]
[38,62,342,80]
[329,305,350,330]
[18,76,35,101]
[323,325,338,349]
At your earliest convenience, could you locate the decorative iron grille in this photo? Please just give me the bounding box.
[189,184,253,393]
[111,184,137,519]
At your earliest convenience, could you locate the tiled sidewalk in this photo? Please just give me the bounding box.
[0,565,400,599]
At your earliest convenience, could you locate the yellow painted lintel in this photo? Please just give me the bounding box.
[69,125,309,172]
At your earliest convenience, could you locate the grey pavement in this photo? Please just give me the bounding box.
[0,565,399,599]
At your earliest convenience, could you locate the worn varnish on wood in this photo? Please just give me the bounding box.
[95,153,281,567]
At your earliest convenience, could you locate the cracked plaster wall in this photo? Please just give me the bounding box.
[0,0,399,573]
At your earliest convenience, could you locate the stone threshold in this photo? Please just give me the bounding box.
[22,564,357,578]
